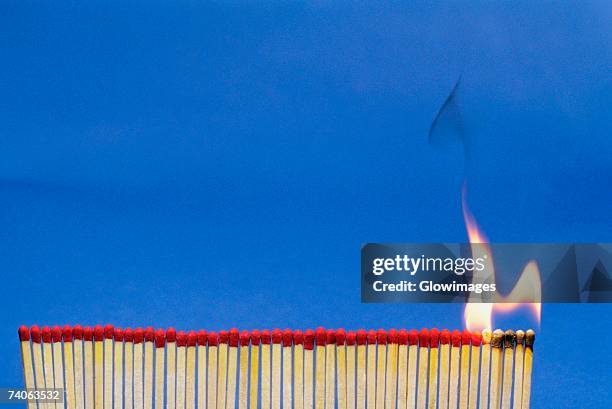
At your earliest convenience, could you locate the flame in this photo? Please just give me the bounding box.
[462,182,542,332]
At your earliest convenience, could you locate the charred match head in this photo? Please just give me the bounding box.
[492,329,504,348]
[525,329,536,348]
[503,330,516,349]
[515,330,525,346]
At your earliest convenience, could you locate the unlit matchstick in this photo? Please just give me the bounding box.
[238,331,250,409]
[346,331,357,409]
[74,325,85,409]
[303,329,315,409]
[428,328,440,409]
[177,331,189,409]
[386,329,399,409]
[250,331,262,409]
[133,328,145,409]
[325,329,336,409]
[217,330,229,409]
[83,327,94,409]
[416,328,429,409]
[94,325,104,409]
[42,327,54,409]
[154,329,165,409]
[226,328,239,409]
[376,329,387,409]
[438,329,451,409]
[294,330,305,409]
[166,328,177,409]
[406,330,419,409]
[52,327,64,409]
[113,328,124,409]
[124,329,134,409]
[365,330,376,409]
[396,330,408,409]
[336,329,347,409]
[18,326,36,409]
[186,331,198,409]
[448,330,461,409]
[104,325,114,409]
[315,328,326,409]
[197,331,207,409]
[355,330,367,409]
[207,332,219,409]
[468,332,481,409]
[143,327,155,409]
[283,329,293,409]
[271,329,282,409]
[458,330,471,409]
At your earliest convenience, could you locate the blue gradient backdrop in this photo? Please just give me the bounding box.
[1,1,611,407]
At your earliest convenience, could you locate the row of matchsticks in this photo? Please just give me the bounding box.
[18,325,535,409]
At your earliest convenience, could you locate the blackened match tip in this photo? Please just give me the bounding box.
[515,330,525,344]
[525,329,535,347]
[492,329,504,348]
[503,329,516,349]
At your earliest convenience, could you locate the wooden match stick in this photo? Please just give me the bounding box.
[438,329,451,409]
[42,327,54,409]
[250,330,262,409]
[458,330,471,409]
[501,330,516,409]
[375,329,387,409]
[154,329,166,409]
[94,325,104,409]
[197,331,207,409]
[355,330,367,409]
[282,329,294,409]
[73,325,85,409]
[489,329,504,409]
[177,331,189,409]
[113,328,124,409]
[207,332,219,409]
[166,328,177,409]
[30,327,45,400]
[52,327,64,409]
[238,331,250,409]
[427,329,440,409]
[186,331,198,409]
[346,331,357,409]
[325,329,336,409]
[271,329,283,409]
[124,329,134,409]
[226,329,240,409]
[303,329,315,409]
[365,330,376,409]
[406,330,419,409]
[103,325,114,409]
[396,330,409,409]
[143,327,155,409]
[521,330,535,409]
[416,329,429,409]
[448,330,461,409]
[386,329,399,409]
[478,330,492,409]
[314,328,326,409]
[261,330,272,409]
[468,332,482,409]
[294,330,305,409]
[18,326,36,409]
[64,326,77,409]
[512,330,525,409]
[336,329,347,409]
[83,327,95,409]
[218,330,230,409]
[133,328,145,409]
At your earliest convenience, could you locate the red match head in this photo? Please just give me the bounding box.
[451,330,461,347]
[429,328,440,348]
[326,329,336,345]
[187,331,197,347]
[471,332,482,347]
[62,325,73,342]
[356,329,367,345]
[197,330,207,346]
[104,324,114,340]
[73,325,84,340]
[144,327,155,342]
[240,330,250,346]
[155,329,166,347]
[52,326,62,343]
[377,329,387,345]
[282,329,292,347]
[398,329,408,345]
[271,329,282,344]
[113,327,123,342]
[440,329,451,345]
[293,330,304,345]
[408,329,419,346]
[177,331,187,347]
[335,328,346,346]
[133,328,144,344]
[419,328,430,346]
[229,328,240,347]
[346,331,357,346]
[84,327,93,342]
[367,330,377,344]
[166,328,177,343]
[42,326,52,343]
[315,327,326,346]
[208,332,219,347]
[219,330,229,344]
[261,330,271,345]
[251,330,261,346]
[30,325,41,343]
[18,326,30,342]
[461,329,471,346]
[124,328,134,343]
[304,329,315,350]
[388,329,398,344]
[94,325,104,342]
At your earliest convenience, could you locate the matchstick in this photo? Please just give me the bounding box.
[501,330,515,409]
[30,326,45,405]
[346,331,357,409]
[375,329,387,409]
[356,330,367,409]
[83,327,94,409]
[238,331,250,409]
[336,329,347,409]
[294,330,305,409]
[438,329,451,409]
[226,329,240,409]
[143,327,155,409]
[406,330,419,409]
[207,332,219,409]
[416,329,429,409]
[124,329,134,409]
[512,330,525,409]
[113,328,124,409]
[133,328,145,409]
[386,329,399,409]
[325,329,336,409]
[478,330,492,409]
[94,325,104,409]
[521,330,535,409]
[261,330,272,409]
[427,329,440,409]
[51,326,64,409]
[396,330,408,409]
[314,328,326,409]
[18,326,36,409]
[154,329,166,409]
[303,330,315,409]
[197,331,207,409]
[468,332,482,409]
[489,330,504,409]
[74,325,85,409]
[365,330,376,409]
[448,330,461,409]
[186,331,198,409]
[218,331,229,409]
[166,328,177,409]
[282,329,293,409]
[250,330,261,409]
[458,330,471,409]
[271,329,282,409]
[104,325,114,409]
[177,331,188,409]
[42,327,54,409]
[64,326,76,409]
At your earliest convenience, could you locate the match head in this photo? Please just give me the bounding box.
[84,327,93,341]
[18,326,30,342]
[207,332,219,347]
[492,329,504,348]
[408,329,419,346]
[52,326,62,343]
[144,327,155,342]
[63,325,73,342]
[525,329,536,348]
[155,329,166,347]
[515,330,525,345]
[471,332,482,347]
[177,331,187,347]
[451,330,461,347]
[133,328,144,344]
[398,329,408,345]
[429,328,440,348]
[219,330,229,344]
[73,325,84,340]
[335,328,346,345]
[356,329,367,345]
[113,327,123,342]
[42,326,52,343]
[240,330,250,346]
[440,329,451,345]
[347,331,357,346]
[229,328,240,347]
[197,330,207,346]
[293,330,304,345]
[315,327,326,346]
[326,329,336,345]
[304,329,315,350]
[388,329,398,344]
[250,330,261,346]
[94,325,104,342]
[124,328,134,342]
[282,329,293,347]
[30,325,41,343]
[482,329,492,344]
[461,329,471,346]
[419,328,429,346]
[261,330,271,345]
[504,330,516,349]
[166,328,177,343]
[104,324,114,340]
[377,329,387,345]
[271,329,282,344]
[367,330,377,345]
[187,331,197,347]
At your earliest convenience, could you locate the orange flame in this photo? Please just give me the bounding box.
[462,182,542,332]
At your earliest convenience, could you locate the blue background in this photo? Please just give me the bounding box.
[1,1,611,407]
